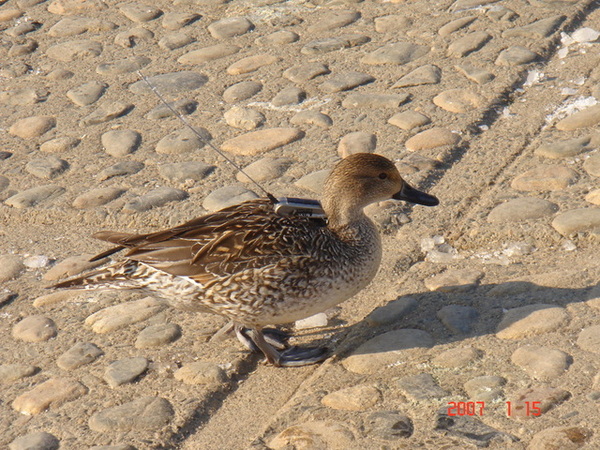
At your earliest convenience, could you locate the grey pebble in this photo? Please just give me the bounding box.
[223,81,262,103]
[393,64,442,88]
[447,31,491,57]
[203,185,259,212]
[80,101,134,126]
[12,315,57,342]
[66,81,108,106]
[159,31,194,50]
[6,21,40,37]
[156,127,211,154]
[4,185,65,208]
[0,364,38,383]
[73,187,126,209]
[320,71,374,93]
[495,46,538,66]
[40,136,80,153]
[162,12,200,30]
[535,136,590,159]
[208,16,254,39]
[9,432,59,450]
[455,64,495,84]
[255,30,299,46]
[98,161,144,181]
[374,14,412,33]
[178,43,240,65]
[236,157,294,183]
[308,9,360,33]
[365,297,418,326]
[129,71,208,95]
[283,63,329,83]
[437,305,479,334]
[464,375,506,401]
[432,346,483,368]
[46,69,74,81]
[96,55,150,75]
[89,396,174,432]
[48,17,116,37]
[295,169,330,194]
[101,130,141,157]
[511,345,571,380]
[174,361,227,385]
[0,88,46,105]
[487,197,558,223]
[114,27,154,48]
[302,33,369,55]
[9,40,38,57]
[362,42,429,65]
[396,373,448,401]
[136,323,181,348]
[119,3,162,22]
[147,99,197,120]
[104,356,149,388]
[46,39,103,62]
[338,131,376,157]
[438,16,477,37]
[122,187,188,214]
[290,110,333,128]
[25,156,68,179]
[0,256,27,283]
[388,110,431,131]
[272,87,305,106]
[434,410,518,446]
[503,15,565,39]
[342,92,409,109]
[159,161,215,183]
[224,106,265,130]
[57,342,103,371]
[364,411,413,440]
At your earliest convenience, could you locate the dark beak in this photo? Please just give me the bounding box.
[393,182,439,206]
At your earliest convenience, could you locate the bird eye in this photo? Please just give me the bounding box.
[378,173,388,179]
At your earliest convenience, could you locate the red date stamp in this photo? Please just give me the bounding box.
[447,401,542,417]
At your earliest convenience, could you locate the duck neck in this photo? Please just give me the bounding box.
[323,196,371,236]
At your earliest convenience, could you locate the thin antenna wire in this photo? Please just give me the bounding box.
[136,70,277,203]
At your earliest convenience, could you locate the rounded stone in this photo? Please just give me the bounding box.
[388,111,430,130]
[0,255,25,282]
[221,128,303,156]
[174,362,226,385]
[159,162,215,183]
[511,345,570,380]
[4,185,65,208]
[226,54,279,75]
[40,136,80,153]
[361,42,429,65]
[433,89,485,113]
[295,169,330,194]
[57,342,103,370]
[135,323,181,348]
[72,187,125,209]
[529,427,593,449]
[551,208,600,236]
[9,432,59,450]
[424,268,483,292]
[496,304,568,339]
[464,376,506,401]
[432,346,483,368]
[12,378,88,415]
[437,305,479,334]
[585,189,600,205]
[223,81,262,103]
[104,357,149,388]
[66,81,107,106]
[511,165,578,191]
[46,39,102,61]
[534,136,590,159]
[405,127,460,151]
[342,329,434,374]
[203,185,259,212]
[236,157,294,183]
[487,197,558,222]
[0,364,38,384]
[12,315,57,342]
[178,43,240,65]
[584,154,600,177]
[208,17,253,39]
[129,71,207,96]
[290,111,333,128]
[321,385,381,411]
[338,132,376,158]
[269,421,355,449]
[495,46,538,66]
[555,104,600,130]
[26,156,68,179]
[9,116,56,138]
[89,397,174,432]
[577,325,600,353]
[224,106,265,130]
[101,130,141,157]
[156,128,210,155]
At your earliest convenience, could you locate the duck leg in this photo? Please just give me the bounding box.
[234,323,288,352]
[238,325,329,367]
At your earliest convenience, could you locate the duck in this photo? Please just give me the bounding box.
[52,153,438,367]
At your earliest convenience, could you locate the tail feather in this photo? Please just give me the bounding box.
[50,260,141,290]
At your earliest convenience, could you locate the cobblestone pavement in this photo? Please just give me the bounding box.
[2,0,600,448]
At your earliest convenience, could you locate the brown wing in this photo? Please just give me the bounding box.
[91,199,327,285]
